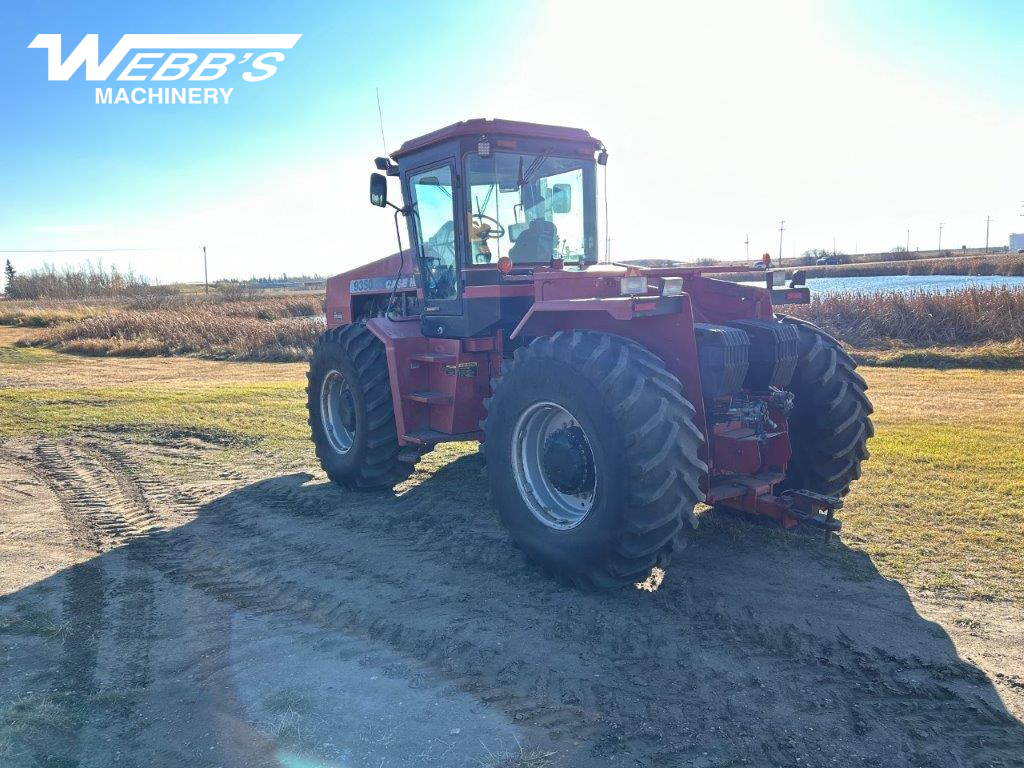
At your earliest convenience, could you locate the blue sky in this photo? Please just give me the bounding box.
[1,1,1023,285]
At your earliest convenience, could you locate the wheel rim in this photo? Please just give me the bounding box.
[511,401,597,530]
[320,369,356,454]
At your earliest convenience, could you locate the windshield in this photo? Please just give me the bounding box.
[465,151,595,265]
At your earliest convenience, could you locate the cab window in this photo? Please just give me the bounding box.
[465,151,593,265]
[410,166,458,301]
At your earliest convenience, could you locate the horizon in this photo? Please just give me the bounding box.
[2,0,1023,286]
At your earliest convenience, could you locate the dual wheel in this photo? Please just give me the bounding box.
[308,323,872,589]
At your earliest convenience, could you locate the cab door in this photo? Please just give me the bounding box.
[407,161,464,331]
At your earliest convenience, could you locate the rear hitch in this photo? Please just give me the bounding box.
[715,486,844,541]
[779,489,843,540]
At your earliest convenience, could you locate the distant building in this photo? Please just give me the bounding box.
[1011,233,1024,251]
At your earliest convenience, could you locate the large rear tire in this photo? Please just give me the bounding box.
[307,324,412,490]
[483,331,706,589]
[778,316,873,497]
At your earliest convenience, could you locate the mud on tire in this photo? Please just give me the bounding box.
[307,324,412,490]
[778,316,874,497]
[483,331,707,589]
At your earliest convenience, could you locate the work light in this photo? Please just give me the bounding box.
[661,277,684,296]
[620,276,648,295]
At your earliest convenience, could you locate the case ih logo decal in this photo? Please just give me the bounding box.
[28,34,301,105]
[350,276,416,294]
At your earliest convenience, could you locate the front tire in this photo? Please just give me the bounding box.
[483,331,706,589]
[307,324,412,490]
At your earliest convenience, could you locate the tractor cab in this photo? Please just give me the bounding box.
[370,119,605,339]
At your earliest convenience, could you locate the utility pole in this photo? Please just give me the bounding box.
[906,229,910,252]
[203,245,208,294]
[985,215,991,253]
[745,234,749,262]
[832,236,836,256]
[778,220,785,266]
[938,223,944,252]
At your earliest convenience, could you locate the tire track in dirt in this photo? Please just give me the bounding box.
[4,441,138,767]
[10,437,276,768]
[31,439,166,550]
[70,442,600,743]
[19,435,1024,766]
[106,445,1024,765]
[52,437,561,764]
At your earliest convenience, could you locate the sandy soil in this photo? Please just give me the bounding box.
[1,425,1022,767]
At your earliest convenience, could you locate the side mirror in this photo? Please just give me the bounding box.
[370,173,387,207]
[550,183,571,214]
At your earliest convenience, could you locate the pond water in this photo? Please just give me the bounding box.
[803,274,1024,295]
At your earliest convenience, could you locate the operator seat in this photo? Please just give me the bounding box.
[508,219,557,264]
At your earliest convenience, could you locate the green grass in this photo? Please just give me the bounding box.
[837,368,1024,599]
[0,381,308,448]
[0,344,49,366]
[845,426,1023,598]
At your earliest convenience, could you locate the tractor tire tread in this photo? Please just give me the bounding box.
[777,316,873,497]
[307,324,413,490]
[485,331,706,590]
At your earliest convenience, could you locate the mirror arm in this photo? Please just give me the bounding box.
[386,201,414,216]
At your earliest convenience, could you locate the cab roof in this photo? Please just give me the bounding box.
[391,118,601,159]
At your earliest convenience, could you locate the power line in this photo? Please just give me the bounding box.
[0,247,160,253]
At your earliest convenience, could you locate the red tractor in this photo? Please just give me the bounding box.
[308,119,873,588]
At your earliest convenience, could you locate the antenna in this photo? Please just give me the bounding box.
[375,87,388,156]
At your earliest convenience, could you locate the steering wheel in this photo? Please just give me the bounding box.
[472,213,505,239]
[422,254,455,295]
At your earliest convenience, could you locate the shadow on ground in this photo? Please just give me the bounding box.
[2,450,1022,768]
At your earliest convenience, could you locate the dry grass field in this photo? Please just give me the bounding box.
[4,285,1023,369]
[1,323,1022,766]
[2,294,324,360]
[786,285,1024,368]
